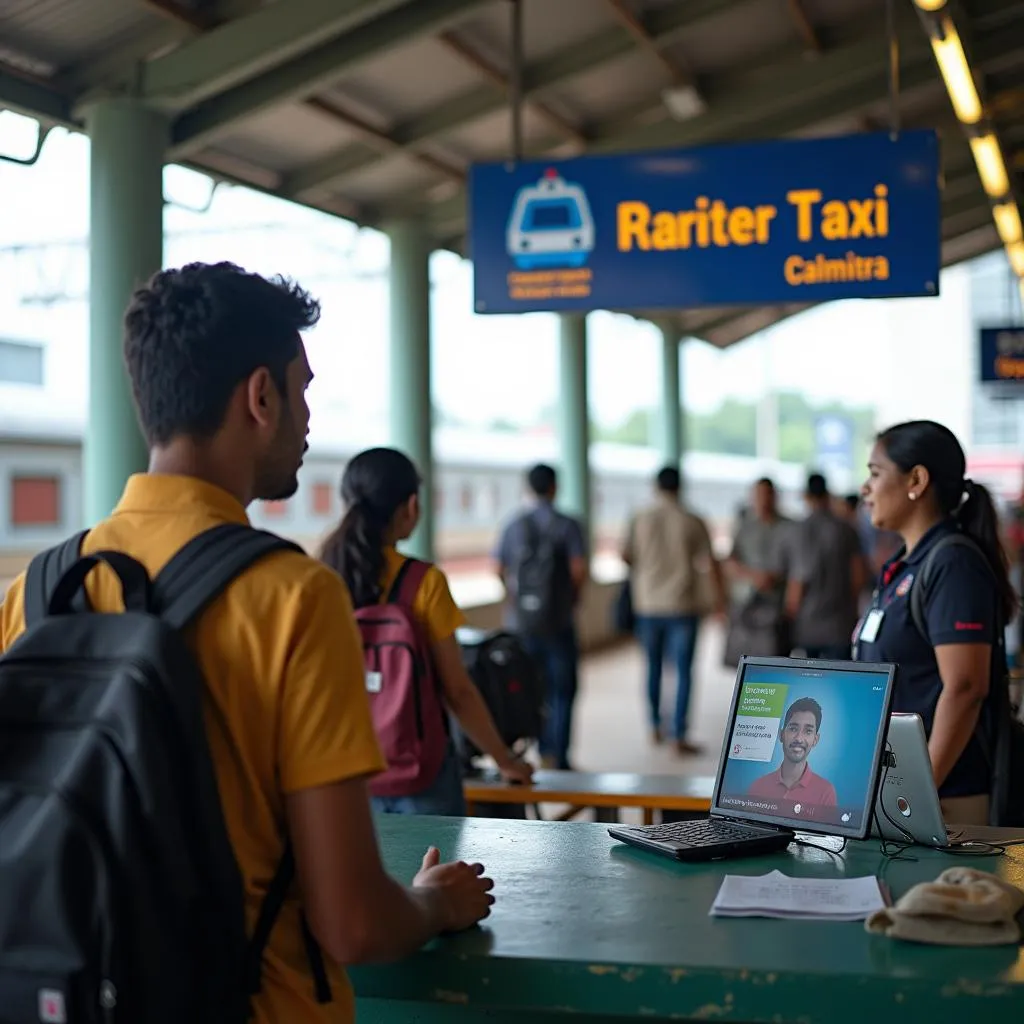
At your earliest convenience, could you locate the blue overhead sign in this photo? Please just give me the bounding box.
[979,326,1024,384]
[469,130,941,315]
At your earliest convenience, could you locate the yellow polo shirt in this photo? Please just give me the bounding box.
[0,474,386,1024]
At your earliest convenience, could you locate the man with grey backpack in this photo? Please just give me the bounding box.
[494,464,587,770]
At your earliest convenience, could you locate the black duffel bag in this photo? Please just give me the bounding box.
[451,627,545,769]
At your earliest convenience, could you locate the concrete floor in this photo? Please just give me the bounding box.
[570,620,735,780]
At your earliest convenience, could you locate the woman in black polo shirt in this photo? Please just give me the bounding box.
[855,420,1017,826]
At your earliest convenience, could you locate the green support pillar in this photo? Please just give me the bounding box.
[658,319,683,471]
[83,98,168,526]
[386,218,434,561]
[558,313,591,543]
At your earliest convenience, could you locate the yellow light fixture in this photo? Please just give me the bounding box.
[970,133,1011,198]
[914,0,947,10]
[1008,241,1024,277]
[994,202,1024,245]
[930,20,983,125]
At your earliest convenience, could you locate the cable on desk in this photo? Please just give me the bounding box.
[875,747,919,863]
[874,744,1005,860]
[792,835,848,858]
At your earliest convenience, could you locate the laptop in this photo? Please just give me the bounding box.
[872,713,950,848]
[608,655,897,862]
[872,713,1024,849]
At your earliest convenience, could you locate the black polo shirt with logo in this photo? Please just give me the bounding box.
[855,520,997,798]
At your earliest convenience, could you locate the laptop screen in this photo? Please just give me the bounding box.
[712,657,896,840]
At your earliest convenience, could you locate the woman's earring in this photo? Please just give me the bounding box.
[908,493,917,501]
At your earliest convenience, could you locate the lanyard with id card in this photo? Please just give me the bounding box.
[859,608,884,643]
[852,590,885,660]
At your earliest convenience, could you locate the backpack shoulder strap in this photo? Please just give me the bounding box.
[386,556,431,610]
[24,528,90,627]
[524,509,560,553]
[152,522,304,632]
[521,510,539,544]
[909,532,990,642]
[149,523,332,1005]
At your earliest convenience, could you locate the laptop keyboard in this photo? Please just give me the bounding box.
[633,819,772,847]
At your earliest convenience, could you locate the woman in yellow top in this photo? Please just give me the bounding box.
[319,447,533,815]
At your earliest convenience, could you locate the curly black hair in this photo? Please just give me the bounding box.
[123,261,321,446]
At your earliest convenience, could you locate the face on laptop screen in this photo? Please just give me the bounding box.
[714,661,893,838]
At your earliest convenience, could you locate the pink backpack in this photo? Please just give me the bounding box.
[355,558,449,798]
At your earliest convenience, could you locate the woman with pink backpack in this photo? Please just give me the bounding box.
[319,447,533,816]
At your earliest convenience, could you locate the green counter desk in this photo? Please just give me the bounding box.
[353,816,1024,1023]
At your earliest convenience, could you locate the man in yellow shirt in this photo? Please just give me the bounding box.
[0,262,493,1024]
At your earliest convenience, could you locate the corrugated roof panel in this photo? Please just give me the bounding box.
[550,49,666,125]
[803,0,885,30]
[0,0,1006,349]
[458,0,619,65]
[328,36,487,126]
[788,79,948,139]
[0,0,161,70]
[668,0,806,75]
[331,152,449,205]
[433,103,559,164]
[211,103,362,174]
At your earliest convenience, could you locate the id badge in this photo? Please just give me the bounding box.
[366,671,383,694]
[858,608,885,644]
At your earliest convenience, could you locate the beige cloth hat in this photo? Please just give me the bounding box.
[866,867,1024,946]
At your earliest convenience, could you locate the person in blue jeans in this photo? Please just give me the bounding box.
[494,464,588,770]
[623,467,726,754]
[634,615,700,749]
[519,627,580,771]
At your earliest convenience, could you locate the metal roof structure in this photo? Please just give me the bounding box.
[2,0,1022,347]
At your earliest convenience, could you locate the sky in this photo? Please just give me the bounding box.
[0,115,996,445]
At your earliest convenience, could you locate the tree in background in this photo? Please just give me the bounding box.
[589,392,875,464]
[438,392,875,467]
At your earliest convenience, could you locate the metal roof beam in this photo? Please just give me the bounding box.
[142,0,413,109]
[0,68,73,126]
[62,0,264,94]
[787,0,823,53]
[61,24,192,93]
[304,95,466,183]
[943,194,995,232]
[168,0,490,157]
[422,22,936,233]
[944,188,991,222]
[942,221,999,266]
[586,22,930,154]
[604,0,702,91]
[281,0,736,198]
[437,30,588,147]
[142,0,220,31]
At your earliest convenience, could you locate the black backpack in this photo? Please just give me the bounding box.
[0,522,331,1024]
[513,513,574,636]
[908,532,1024,827]
[451,628,544,772]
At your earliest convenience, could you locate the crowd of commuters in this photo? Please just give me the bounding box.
[620,428,1016,827]
[1,261,1018,1022]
